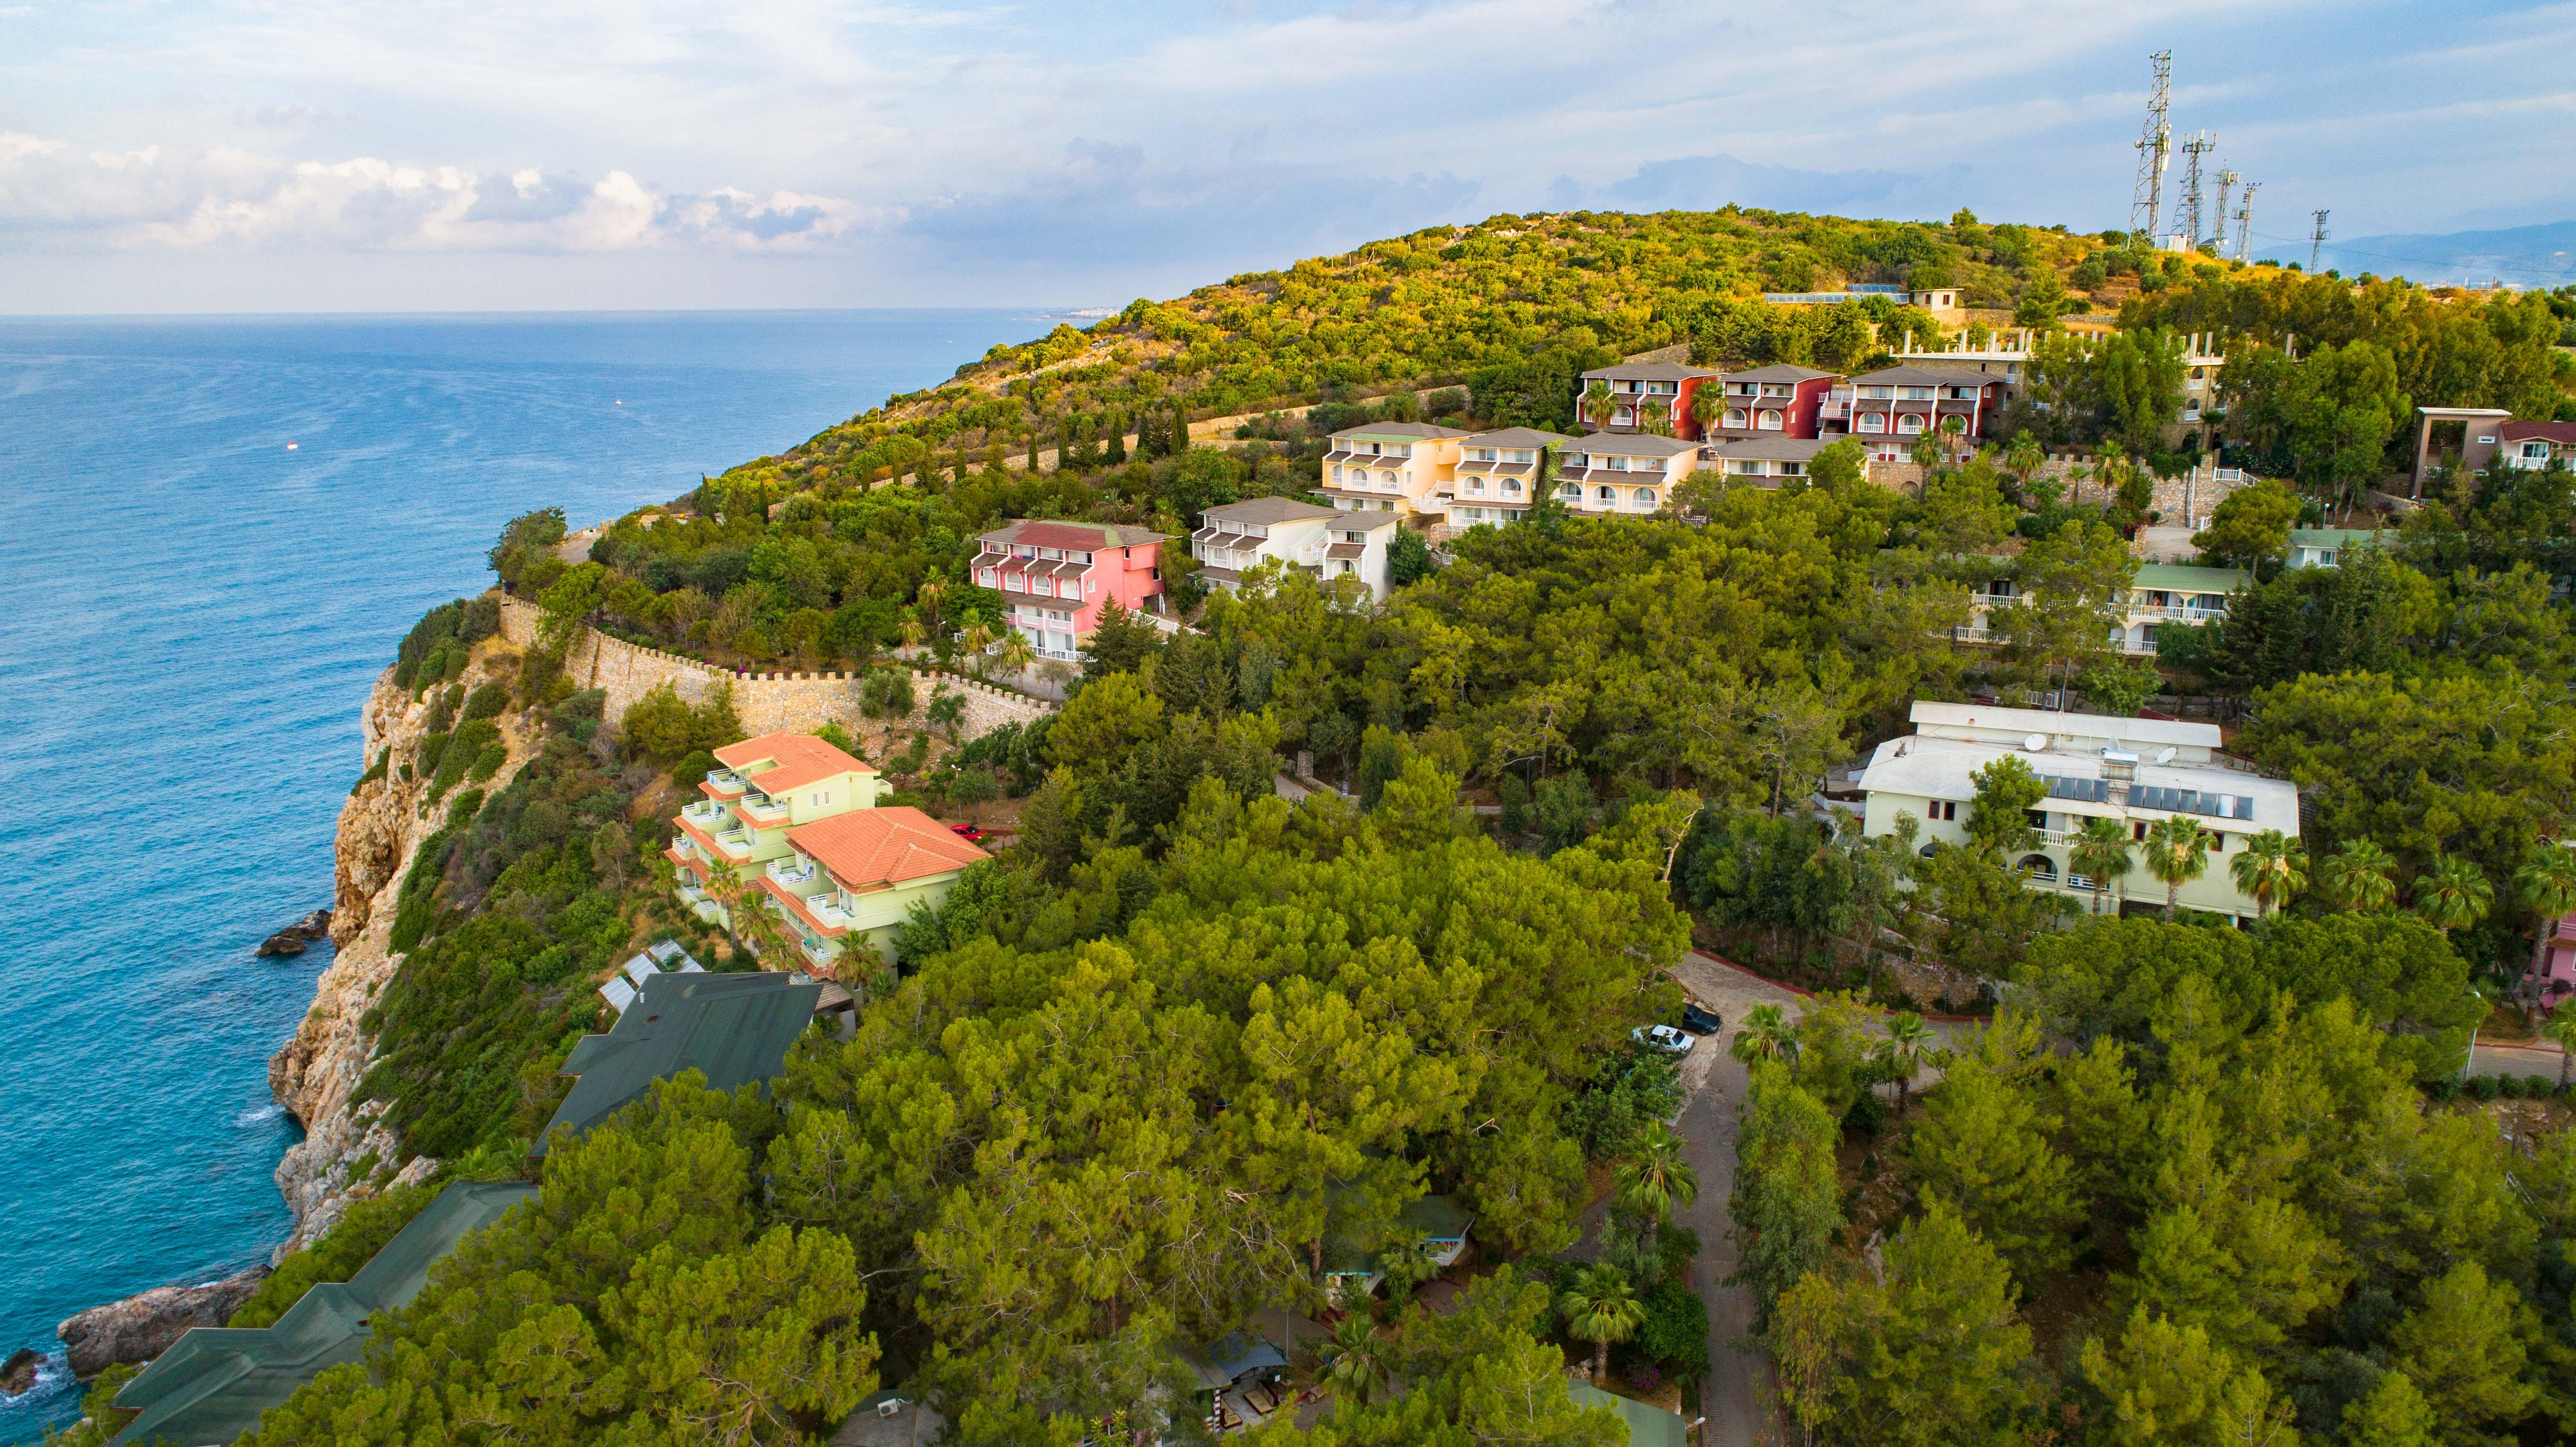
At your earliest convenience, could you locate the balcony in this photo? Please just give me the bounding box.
[703,768,749,797]
[680,798,731,830]
[710,827,754,861]
[737,793,790,827]
[2130,604,2229,623]
[768,857,820,890]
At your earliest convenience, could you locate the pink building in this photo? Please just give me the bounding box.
[973,519,1169,660]
[1706,365,1841,441]
[2531,912,2576,1006]
[1840,366,2008,460]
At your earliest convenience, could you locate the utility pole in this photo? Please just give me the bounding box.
[2232,181,2259,262]
[2309,209,2330,272]
[2129,50,2173,243]
[2178,132,2215,252]
[2212,168,2237,253]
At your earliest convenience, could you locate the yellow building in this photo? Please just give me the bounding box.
[667,732,986,971]
[1321,422,1467,521]
[1555,433,1698,515]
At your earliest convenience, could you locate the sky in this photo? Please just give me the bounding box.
[1,0,2571,314]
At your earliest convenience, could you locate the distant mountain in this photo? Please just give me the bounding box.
[2302,219,2576,288]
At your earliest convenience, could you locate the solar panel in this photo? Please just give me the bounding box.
[2042,775,2111,804]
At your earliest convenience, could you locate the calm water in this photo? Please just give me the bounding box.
[0,309,1035,1436]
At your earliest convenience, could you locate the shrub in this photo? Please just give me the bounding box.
[2531,1074,2556,1098]
[672,749,716,790]
[468,744,508,784]
[2465,1074,2499,1102]
[2498,1073,2527,1100]
[860,667,917,722]
[1635,1278,1709,1374]
[2427,1076,2461,1102]
[461,682,511,722]
[1842,1092,1888,1137]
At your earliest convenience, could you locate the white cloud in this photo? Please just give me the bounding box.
[0,131,894,253]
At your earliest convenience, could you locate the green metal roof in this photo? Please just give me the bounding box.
[537,970,822,1156]
[2132,563,2249,592]
[1568,1381,1690,1447]
[1319,1192,1476,1275]
[2289,527,2383,547]
[109,1182,536,1447]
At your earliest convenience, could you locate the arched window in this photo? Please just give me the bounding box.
[1896,413,1925,433]
[1380,470,1400,489]
[1919,843,1940,859]
[1857,413,1887,433]
[2018,854,2058,880]
[1503,478,1522,495]
[1757,410,1783,431]
[1561,482,1581,499]
[1596,485,1616,502]
[1724,408,1747,428]
[1635,488,1657,506]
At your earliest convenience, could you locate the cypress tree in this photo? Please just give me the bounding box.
[1025,428,1039,473]
[1172,403,1190,456]
[1104,411,1128,466]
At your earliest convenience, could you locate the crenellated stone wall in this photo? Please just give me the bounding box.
[496,597,1055,740]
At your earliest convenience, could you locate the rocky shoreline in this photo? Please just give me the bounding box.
[50,642,533,1379]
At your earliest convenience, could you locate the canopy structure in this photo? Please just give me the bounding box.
[1568,1381,1691,1447]
[110,1181,537,1447]
[537,969,821,1155]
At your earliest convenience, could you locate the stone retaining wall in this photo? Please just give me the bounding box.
[498,598,1055,740]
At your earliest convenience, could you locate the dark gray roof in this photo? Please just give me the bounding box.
[110,1182,537,1447]
[1327,421,1469,440]
[1326,543,1366,560]
[1580,362,1718,381]
[1568,431,1700,458]
[1201,496,1337,526]
[1456,427,1576,448]
[537,970,821,1155]
[1849,365,1998,388]
[1724,364,1836,384]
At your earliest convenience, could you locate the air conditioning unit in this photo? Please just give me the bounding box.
[877,1398,904,1419]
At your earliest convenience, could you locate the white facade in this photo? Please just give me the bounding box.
[1858,702,2297,922]
[1193,497,1399,600]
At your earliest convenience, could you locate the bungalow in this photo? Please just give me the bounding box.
[1320,1194,1476,1304]
[107,1182,540,1447]
[2462,419,2576,477]
[1193,496,1338,590]
[759,803,991,971]
[1447,426,1573,526]
[1575,362,1720,437]
[2287,527,2384,569]
[2119,563,2248,656]
[1322,422,1470,521]
[973,519,1169,662]
[1554,433,1698,516]
[1706,364,1840,440]
[1701,436,1863,486]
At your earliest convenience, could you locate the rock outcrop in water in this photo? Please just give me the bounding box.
[255,908,334,957]
[56,1266,268,1378]
[266,644,529,1256]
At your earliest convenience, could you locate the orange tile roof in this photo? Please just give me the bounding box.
[713,732,876,795]
[788,806,988,891]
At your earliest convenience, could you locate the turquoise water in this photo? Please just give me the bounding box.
[0,309,1034,1437]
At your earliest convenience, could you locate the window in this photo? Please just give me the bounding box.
[1929,800,1959,822]
[2132,821,2148,841]
[1635,488,1657,506]
[1899,386,1933,401]
[1858,413,1887,433]
[1561,483,1581,499]
[1564,453,1587,469]
[1724,408,1747,428]
[1757,410,1783,431]
[978,568,997,586]
[1896,414,1925,433]
[1606,456,1629,471]
[1004,573,1025,591]
[1596,485,1616,502]
[1860,385,1893,400]
[1503,478,1522,495]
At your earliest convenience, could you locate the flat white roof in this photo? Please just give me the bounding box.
[1858,735,2298,835]
[1908,701,2220,750]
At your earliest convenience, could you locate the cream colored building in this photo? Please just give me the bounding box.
[1553,433,1698,516]
[1857,702,2296,923]
[1322,422,1467,521]
[1192,496,1403,600]
[1444,427,1572,526]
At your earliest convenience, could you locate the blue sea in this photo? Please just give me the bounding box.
[0,309,1037,1438]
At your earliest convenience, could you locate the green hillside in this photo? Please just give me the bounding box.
[765,207,2125,485]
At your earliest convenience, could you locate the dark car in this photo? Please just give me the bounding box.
[1679,1003,1725,1036]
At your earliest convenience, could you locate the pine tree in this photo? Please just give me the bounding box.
[1907,1037,2083,1283]
[1839,1199,2038,1447]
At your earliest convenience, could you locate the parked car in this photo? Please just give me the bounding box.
[950,824,988,842]
[1679,1003,1724,1036]
[1631,1024,1694,1056]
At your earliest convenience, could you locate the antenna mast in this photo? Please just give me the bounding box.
[2232,181,2258,261]
[2212,168,2237,252]
[2309,209,2330,272]
[2129,50,2173,241]
[2178,132,2215,252]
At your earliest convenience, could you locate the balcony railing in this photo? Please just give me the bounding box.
[1297,543,1332,564]
[711,828,754,859]
[703,768,749,796]
[2130,604,2229,623]
[768,858,819,888]
[738,793,789,826]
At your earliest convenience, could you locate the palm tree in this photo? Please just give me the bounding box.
[1689,383,1728,439]
[2004,431,2046,499]
[2514,844,2576,1002]
[1877,1012,1933,1112]
[1559,1264,1646,1384]
[2068,815,2135,916]
[2142,814,2211,922]
[1634,396,1673,437]
[2544,1002,2576,1091]
[993,627,1036,681]
[2228,830,2309,919]
[1614,1121,1701,1224]
[1938,415,1968,466]
[2317,838,2399,912]
[1907,428,1944,491]
[1317,1315,1393,1407]
[2415,853,2495,937]
[1581,380,1619,432]
[1730,1003,1798,1065]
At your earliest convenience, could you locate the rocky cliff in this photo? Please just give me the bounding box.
[265,645,528,1256]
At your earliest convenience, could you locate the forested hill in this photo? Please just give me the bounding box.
[760,207,2128,482]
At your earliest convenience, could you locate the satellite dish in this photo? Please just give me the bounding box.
[2155,747,2177,765]
[2023,733,2048,752]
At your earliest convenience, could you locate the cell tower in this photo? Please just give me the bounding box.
[2178,132,2216,251]
[2233,181,2259,261]
[2129,50,2173,241]
[2212,169,2237,252]
[2309,209,2330,272]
